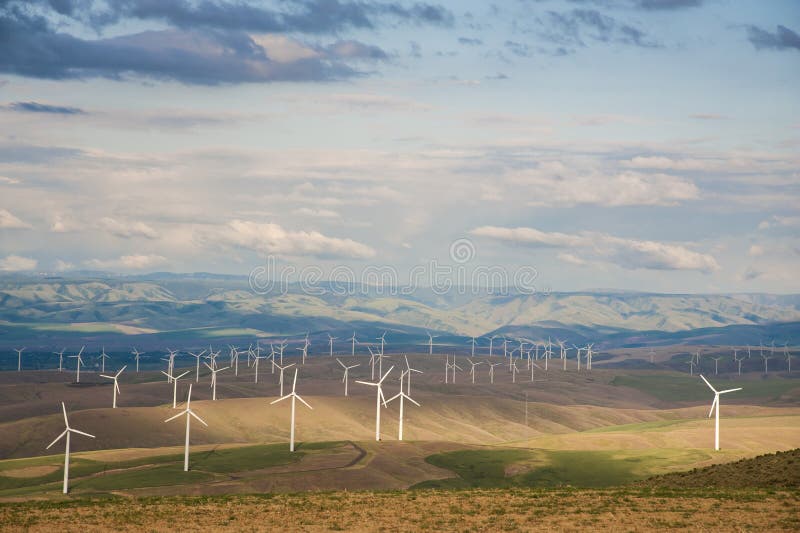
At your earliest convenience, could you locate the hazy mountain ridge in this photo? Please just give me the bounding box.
[1,277,799,341]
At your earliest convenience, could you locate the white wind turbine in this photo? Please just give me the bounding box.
[511,359,520,383]
[572,344,582,371]
[337,358,360,396]
[46,402,95,494]
[162,369,191,408]
[165,348,179,382]
[270,368,312,452]
[488,335,498,357]
[54,348,66,372]
[164,384,207,471]
[386,370,420,441]
[277,340,288,365]
[349,332,358,356]
[229,346,240,377]
[100,365,127,408]
[99,347,110,374]
[203,362,228,401]
[530,359,542,381]
[488,361,502,384]
[699,375,742,451]
[469,337,478,357]
[785,343,792,374]
[252,350,268,383]
[585,343,594,371]
[328,334,337,357]
[297,334,310,365]
[466,358,483,384]
[69,347,85,383]
[733,349,745,376]
[378,331,388,354]
[14,347,25,372]
[131,347,142,373]
[403,355,423,395]
[275,362,296,397]
[712,355,723,375]
[425,332,439,355]
[444,355,462,384]
[188,349,206,382]
[357,365,394,441]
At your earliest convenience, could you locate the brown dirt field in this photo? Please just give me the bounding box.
[1,465,59,478]
[1,489,797,532]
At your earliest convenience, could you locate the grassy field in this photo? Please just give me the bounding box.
[611,373,799,402]
[0,488,797,532]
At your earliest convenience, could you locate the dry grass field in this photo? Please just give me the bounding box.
[1,488,798,532]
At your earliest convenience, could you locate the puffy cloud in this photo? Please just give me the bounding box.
[210,220,376,259]
[470,226,720,273]
[84,254,167,270]
[0,255,37,271]
[292,208,341,218]
[99,217,159,239]
[512,169,699,207]
[54,259,75,271]
[758,216,800,230]
[0,209,31,229]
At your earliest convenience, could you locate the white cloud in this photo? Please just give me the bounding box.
[0,209,31,229]
[0,255,37,271]
[54,259,74,271]
[748,244,765,257]
[0,175,20,185]
[51,214,81,233]
[471,226,720,273]
[758,215,800,230]
[511,169,699,207]
[557,252,587,266]
[292,207,340,218]
[210,220,376,259]
[84,254,167,270]
[99,217,159,239]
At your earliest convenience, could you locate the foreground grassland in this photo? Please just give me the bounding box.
[1,488,798,532]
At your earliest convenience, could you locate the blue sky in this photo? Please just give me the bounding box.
[0,0,798,293]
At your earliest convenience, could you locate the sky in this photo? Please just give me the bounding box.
[0,0,798,294]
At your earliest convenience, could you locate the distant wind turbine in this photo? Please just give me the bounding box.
[100,365,127,408]
[47,402,95,493]
[466,358,483,384]
[700,375,742,451]
[275,362,296,397]
[328,334,338,357]
[336,358,359,396]
[99,347,110,374]
[488,361,502,384]
[188,350,206,382]
[203,362,228,401]
[14,347,25,372]
[386,370,420,441]
[357,366,394,441]
[270,368,312,452]
[162,369,191,408]
[164,384,207,471]
[131,347,142,373]
[349,332,358,357]
[69,347,85,383]
[54,348,66,373]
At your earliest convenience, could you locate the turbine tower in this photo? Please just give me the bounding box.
[46,402,96,494]
[188,350,206,382]
[203,362,229,401]
[466,358,483,384]
[349,332,358,356]
[403,355,423,395]
[14,347,25,372]
[270,368,312,452]
[275,362,295,397]
[99,347,110,374]
[328,334,338,357]
[131,347,142,373]
[164,384,207,471]
[387,371,420,441]
[54,348,66,372]
[162,369,191,408]
[69,346,85,383]
[699,375,742,451]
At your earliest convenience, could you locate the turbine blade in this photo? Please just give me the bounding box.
[407,395,421,407]
[295,394,313,410]
[270,395,292,404]
[61,402,69,428]
[708,396,718,418]
[69,428,95,439]
[165,410,188,423]
[719,388,743,394]
[176,370,191,380]
[116,365,127,376]
[699,374,717,393]
[378,366,395,384]
[46,429,68,449]
[189,410,208,426]
[355,380,377,387]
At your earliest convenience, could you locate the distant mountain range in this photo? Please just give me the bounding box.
[1,272,798,350]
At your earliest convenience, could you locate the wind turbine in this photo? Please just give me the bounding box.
[511,359,520,383]
[488,335,498,357]
[203,362,228,401]
[164,384,207,471]
[648,349,656,364]
[297,334,310,365]
[712,355,723,375]
[328,334,337,357]
[445,355,462,384]
[469,337,478,357]
[46,402,95,494]
[14,347,25,372]
[572,344,582,371]
[229,346,240,376]
[275,362,295,397]
[356,366,394,441]
[699,375,742,451]
[585,343,594,371]
[165,349,179,382]
[402,355,423,395]
[100,366,127,408]
[761,352,771,376]
[349,332,358,356]
[488,361,502,384]
[162,369,191,408]
[424,332,439,355]
[270,368,312,452]
[99,347,110,373]
[54,348,66,372]
[188,350,206,382]
[688,357,696,376]
[386,371,420,441]
[378,331,388,354]
[733,349,745,376]
[253,350,268,383]
[69,347,85,383]
[466,358,483,384]
[131,347,142,373]
[784,343,792,374]
[337,358,359,396]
